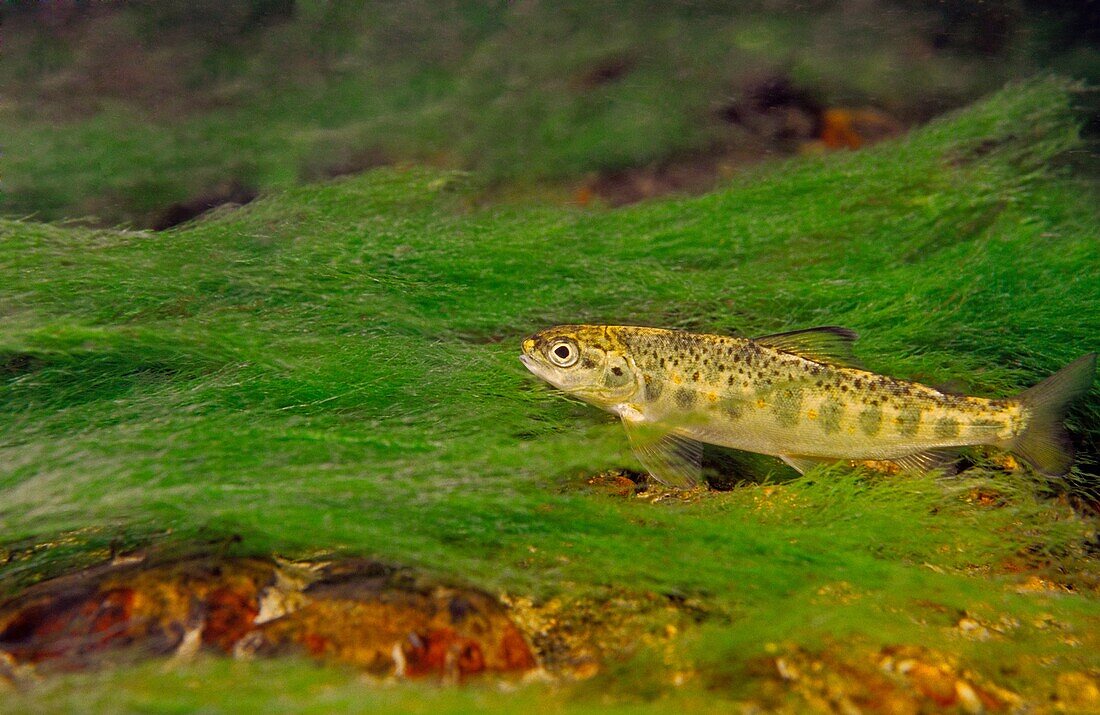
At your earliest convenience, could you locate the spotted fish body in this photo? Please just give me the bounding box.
[520,325,1095,487]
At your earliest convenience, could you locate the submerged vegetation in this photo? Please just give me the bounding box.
[2,1,1098,226]
[1,77,1098,709]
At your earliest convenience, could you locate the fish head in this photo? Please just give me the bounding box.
[520,325,639,407]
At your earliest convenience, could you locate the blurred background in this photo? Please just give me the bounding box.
[1,0,1097,228]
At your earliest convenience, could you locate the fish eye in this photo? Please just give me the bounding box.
[547,340,579,367]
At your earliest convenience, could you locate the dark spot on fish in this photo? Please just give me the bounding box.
[728,375,735,386]
[772,388,803,427]
[720,396,744,421]
[692,371,700,382]
[840,385,848,392]
[895,406,921,437]
[718,364,725,372]
[819,400,843,434]
[675,387,695,409]
[643,375,664,401]
[859,405,882,436]
[612,366,623,376]
[854,379,862,389]
[582,358,596,369]
[934,416,960,438]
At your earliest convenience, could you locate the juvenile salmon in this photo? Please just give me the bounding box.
[520,325,1095,487]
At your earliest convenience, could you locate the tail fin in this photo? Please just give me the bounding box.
[1011,353,1096,477]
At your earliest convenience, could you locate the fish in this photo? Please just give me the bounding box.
[519,325,1096,487]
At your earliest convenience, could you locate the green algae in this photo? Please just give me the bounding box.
[0,78,1098,710]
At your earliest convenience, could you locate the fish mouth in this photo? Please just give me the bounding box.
[519,353,554,384]
[519,353,537,371]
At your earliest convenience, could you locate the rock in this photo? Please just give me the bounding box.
[0,556,538,682]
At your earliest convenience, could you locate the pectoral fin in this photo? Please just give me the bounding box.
[620,419,703,488]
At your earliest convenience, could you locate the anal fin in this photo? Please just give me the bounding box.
[781,450,958,475]
[621,419,703,489]
[780,454,838,474]
[886,449,958,474]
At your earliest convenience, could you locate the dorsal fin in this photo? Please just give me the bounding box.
[753,326,862,368]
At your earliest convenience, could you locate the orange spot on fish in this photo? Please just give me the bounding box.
[756,399,766,409]
[807,409,817,420]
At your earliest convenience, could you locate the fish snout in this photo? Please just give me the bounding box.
[519,338,537,371]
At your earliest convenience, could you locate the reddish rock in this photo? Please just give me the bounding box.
[202,587,259,652]
[0,557,538,682]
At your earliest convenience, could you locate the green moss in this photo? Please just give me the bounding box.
[1,79,1098,709]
